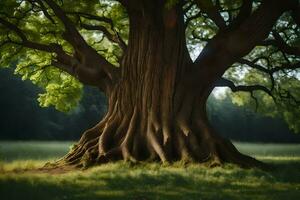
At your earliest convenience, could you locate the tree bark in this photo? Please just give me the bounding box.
[50,1,266,169]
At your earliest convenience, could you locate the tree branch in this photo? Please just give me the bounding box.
[215,77,274,99]
[240,58,300,74]
[238,58,269,74]
[229,0,253,29]
[66,11,127,51]
[192,0,298,86]
[260,31,300,56]
[271,61,300,73]
[194,0,226,29]
[43,0,87,49]
[278,88,300,106]
[0,17,64,53]
[80,23,127,51]
[27,0,56,24]
[1,0,120,90]
[0,14,113,87]
[66,12,114,27]
[292,4,300,26]
[116,0,128,8]
[43,0,120,86]
[183,1,196,14]
[238,58,300,92]
[0,18,27,41]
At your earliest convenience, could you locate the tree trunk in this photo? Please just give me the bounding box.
[51,2,266,169]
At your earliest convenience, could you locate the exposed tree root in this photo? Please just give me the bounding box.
[43,107,269,171]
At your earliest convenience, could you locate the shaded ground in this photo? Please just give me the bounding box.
[0,141,299,200]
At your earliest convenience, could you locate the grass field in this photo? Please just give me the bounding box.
[0,141,300,200]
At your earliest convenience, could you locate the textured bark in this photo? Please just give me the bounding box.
[48,2,267,170]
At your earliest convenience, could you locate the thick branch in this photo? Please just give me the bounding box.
[0,15,111,86]
[43,0,87,49]
[0,18,27,41]
[229,0,253,28]
[195,0,226,29]
[0,17,65,53]
[1,1,119,90]
[27,0,56,24]
[192,0,298,86]
[223,0,297,58]
[43,0,120,85]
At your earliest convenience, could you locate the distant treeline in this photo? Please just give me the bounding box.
[1,68,300,143]
[207,96,300,143]
[0,68,106,140]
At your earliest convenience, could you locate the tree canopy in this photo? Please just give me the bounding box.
[0,0,299,132]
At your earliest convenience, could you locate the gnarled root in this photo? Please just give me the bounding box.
[43,107,267,171]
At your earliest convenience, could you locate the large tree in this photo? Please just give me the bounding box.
[1,0,300,168]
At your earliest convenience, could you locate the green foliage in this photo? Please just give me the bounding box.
[0,0,127,112]
[37,76,82,112]
[11,50,83,112]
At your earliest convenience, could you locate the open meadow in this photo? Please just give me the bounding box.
[0,141,299,200]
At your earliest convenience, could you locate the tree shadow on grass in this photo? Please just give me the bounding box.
[0,161,299,200]
[269,161,300,183]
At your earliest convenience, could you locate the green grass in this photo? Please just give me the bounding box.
[0,141,300,200]
[0,141,73,161]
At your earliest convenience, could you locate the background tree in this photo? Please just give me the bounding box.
[207,94,300,143]
[0,67,107,140]
[0,0,299,168]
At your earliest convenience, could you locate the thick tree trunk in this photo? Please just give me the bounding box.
[50,2,266,169]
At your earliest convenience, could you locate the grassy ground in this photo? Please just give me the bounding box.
[0,141,300,200]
